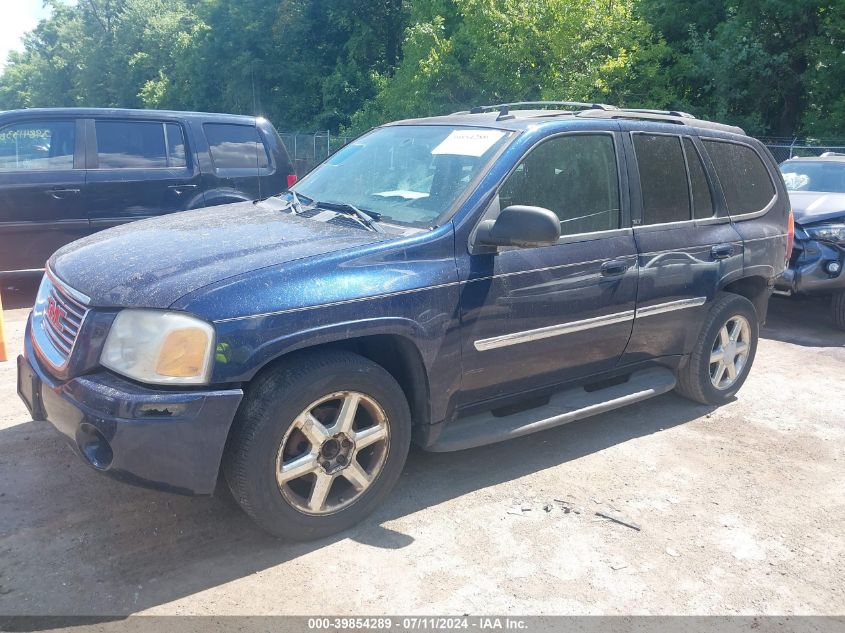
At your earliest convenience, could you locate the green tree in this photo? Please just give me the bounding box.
[636,0,845,137]
[350,0,662,132]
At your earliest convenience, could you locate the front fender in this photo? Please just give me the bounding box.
[208,281,464,425]
[224,316,431,381]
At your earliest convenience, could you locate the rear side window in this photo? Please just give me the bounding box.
[95,120,187,169]
[499,133,621,236]
[204,123,269,170]
[0,120,75,171]
[684,138,714,219]
[703,140,775,214]
[634,134,690,225]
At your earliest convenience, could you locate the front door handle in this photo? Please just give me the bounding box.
[601,259,630,277]
[46,188,81,199]
[711,244,735,260]
[168,184,198,195]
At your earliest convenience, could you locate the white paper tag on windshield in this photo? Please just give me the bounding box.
[431,129,506,157]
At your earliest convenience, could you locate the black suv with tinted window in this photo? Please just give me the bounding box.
[18,103,790,540]
[0,108,294,277]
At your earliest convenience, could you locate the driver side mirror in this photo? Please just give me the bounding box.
[476,205,561,249]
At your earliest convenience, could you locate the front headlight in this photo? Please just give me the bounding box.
[805,223,845,244]
[101,310,215,385]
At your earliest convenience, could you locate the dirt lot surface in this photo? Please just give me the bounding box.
[0,280,843,616]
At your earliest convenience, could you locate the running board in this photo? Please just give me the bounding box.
[427,367,676,452]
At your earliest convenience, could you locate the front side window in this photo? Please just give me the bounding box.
[780,160,845,193]
[204,123,270,170]
[96,120,186,169]
[0,120,75,171]
[499,134,621,236]
[704,140,775,214]
[293,125,511,228]
[634,134,691,225]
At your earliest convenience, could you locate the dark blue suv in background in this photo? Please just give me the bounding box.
[0,108,294,277]
[17,102,790,539]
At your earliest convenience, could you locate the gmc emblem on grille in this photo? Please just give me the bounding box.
[46,296,67,333]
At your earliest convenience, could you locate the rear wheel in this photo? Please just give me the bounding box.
[676,293,759,405]
[223,351,412,540]
[832,290,845,330]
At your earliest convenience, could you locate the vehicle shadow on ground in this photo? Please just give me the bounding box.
[762,295,845,347]
[0,392,713,616]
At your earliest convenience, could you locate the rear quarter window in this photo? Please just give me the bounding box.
[204,123,270,170]
[703,140,775,215]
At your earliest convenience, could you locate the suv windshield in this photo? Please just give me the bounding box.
[292,125,511,228]
[780,160,845,193]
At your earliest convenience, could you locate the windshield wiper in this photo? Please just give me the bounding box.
[287,191,313,215]
[314,200,385,233]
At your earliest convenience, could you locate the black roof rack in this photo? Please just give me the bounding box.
[456,101,617,122]
[614,108,695,119]
[576,108,744,134]
[453,101,744,134]
[463,101,617,114]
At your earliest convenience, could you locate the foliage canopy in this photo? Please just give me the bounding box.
[1,0,843,138]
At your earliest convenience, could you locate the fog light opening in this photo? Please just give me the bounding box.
[825,260,842,276]
[76,423,114,470]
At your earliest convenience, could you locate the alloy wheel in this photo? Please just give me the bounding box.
[275,391,390,515]
[709,315,751,390]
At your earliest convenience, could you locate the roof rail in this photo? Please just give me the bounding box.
[451,101,744,134]
[576,108,744,135]
[615,108,696,119]
[820,152,845,157]
[459,101,617,115]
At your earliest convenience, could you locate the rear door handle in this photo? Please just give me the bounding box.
[46,188,81,199]
[711,244,735,260]
[167,184,198,195]
[601,259,630,277]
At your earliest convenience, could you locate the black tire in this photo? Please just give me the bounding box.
[675,293,759,405]
[223,350,412,540]
[832,290,845,330]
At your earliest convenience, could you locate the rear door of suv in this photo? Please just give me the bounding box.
[84,117,202,230]
[620,123,744,364]
[699,138,786,283]
[0,116,88,273]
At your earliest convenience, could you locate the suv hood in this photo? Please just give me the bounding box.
[789,191,845,226]
[49,200,387,309]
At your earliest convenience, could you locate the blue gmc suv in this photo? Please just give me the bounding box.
[17,102,791,539]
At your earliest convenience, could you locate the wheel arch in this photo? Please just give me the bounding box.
[243,331,432,434]
[720,275,772,322]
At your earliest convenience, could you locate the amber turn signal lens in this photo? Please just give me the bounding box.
[155,328,210,378]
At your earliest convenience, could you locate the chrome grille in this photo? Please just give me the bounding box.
[33,272,90,367]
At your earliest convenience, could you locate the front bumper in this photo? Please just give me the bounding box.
[18,320,243,495]
[775,239,845,295]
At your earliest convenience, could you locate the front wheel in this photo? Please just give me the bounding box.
[223,351,412,540]
[675,293,759,405]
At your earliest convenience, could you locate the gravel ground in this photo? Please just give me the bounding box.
[0,281,843,616]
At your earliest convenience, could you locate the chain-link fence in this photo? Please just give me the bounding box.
[280,132,353,176]
[759,138,845,164]
[280,131,845,175]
